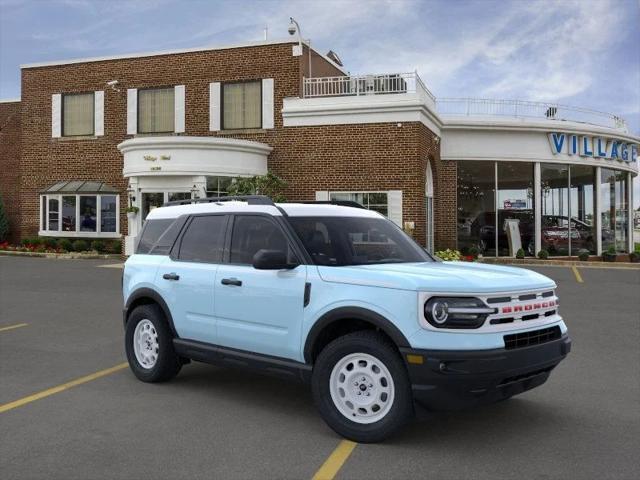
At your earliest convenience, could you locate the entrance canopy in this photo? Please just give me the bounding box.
[41,180,119,194]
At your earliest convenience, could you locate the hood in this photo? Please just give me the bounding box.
[317,261,556,293]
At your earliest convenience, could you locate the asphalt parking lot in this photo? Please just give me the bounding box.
[1,256,639,480]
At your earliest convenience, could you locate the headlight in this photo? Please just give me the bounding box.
[424,297,494,329]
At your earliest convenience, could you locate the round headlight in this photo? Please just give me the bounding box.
[430,300,449,324]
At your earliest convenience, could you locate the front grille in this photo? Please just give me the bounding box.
[504,326,561,350]
[499,366,555,386]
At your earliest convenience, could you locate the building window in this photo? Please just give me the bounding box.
[329,192,389,216]
[497,162,535,256]
[138,87,175,133]
[206,176,234,197]
[222,81,261,129]
[62,92,94,136]
[457,161,496,256]
[40,193,119,237]
[601,169,628,253]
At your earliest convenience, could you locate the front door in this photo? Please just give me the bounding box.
[214,215,307,360]
[156,214,228,344]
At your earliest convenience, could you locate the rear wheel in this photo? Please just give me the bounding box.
[312,331,413,443]
[125,304,182,382]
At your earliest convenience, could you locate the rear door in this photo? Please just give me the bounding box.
[157,214,228,344]
[214,214,307,360]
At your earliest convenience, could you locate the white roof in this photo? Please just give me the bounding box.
[145,201,381,220]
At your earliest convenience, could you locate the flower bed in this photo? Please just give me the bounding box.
[0,237,122,255]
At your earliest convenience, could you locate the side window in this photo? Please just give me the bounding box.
[229,216,290,264]
[178,215,227,263]
[137,219,174,254]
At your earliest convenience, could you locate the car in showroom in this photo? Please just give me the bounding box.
[122,196,571,442]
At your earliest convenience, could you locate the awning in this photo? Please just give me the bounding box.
[41,181,119,194]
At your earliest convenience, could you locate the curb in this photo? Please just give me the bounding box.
[478,258,640,270]
[0,250,121,260]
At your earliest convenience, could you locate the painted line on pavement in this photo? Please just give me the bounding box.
[97,263,124,269]
[312,440,358,480]
[0,362,128,414]
[0,323,28,333]
[571,266,584,283]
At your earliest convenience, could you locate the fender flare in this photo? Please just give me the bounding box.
[124,288,178,338]
[303,306,411,363]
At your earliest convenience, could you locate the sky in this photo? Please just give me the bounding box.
[0,0,639,205]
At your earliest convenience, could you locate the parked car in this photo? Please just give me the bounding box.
[538,216,595,254]
[470,210,535,254]
[122,196,571,442]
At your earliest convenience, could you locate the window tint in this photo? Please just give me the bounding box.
[137,219,174,254]
[230,216,290,264]
[290,216,431,266]
[178,215,227,263]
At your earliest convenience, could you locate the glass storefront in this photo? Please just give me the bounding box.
[458,161,629,257]
[601,169,629,253]
[457,161,496,256]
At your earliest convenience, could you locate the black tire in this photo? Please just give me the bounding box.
[125,303,182,383]
[311,330,414,443]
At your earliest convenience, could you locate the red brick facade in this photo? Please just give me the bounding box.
[5,40,456,249]
[0,101,21,243]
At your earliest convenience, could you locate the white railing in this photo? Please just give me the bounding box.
[436,98,627,131]
[303,72,436,102]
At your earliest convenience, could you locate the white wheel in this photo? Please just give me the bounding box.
[133,319,159,369]
[329,352,396,424]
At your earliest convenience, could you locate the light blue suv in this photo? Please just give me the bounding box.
[123,195,571,442]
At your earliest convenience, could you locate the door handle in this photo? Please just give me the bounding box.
[221,278,242,287]
[162,273,180,281]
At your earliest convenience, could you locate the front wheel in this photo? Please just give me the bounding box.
[312,331,413,443]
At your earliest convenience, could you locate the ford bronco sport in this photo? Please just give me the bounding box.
[123,196,571,442]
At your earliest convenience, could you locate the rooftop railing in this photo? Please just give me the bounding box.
[303,72,436,102]
[436,98,628,131]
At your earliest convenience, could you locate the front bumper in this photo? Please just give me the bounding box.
[400,334,571,411]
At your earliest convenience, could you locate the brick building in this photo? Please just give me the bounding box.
[0,38,638,256]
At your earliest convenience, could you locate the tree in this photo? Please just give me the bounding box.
[0,193,9,242]
[227,172,287,202]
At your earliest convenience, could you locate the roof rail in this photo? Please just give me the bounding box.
[163,195,275,207]
[297,200,366,209]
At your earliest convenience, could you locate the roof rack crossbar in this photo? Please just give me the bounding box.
[163,195,275,207]
[297,200,366,209]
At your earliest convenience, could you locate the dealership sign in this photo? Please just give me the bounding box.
[548,132,638,163]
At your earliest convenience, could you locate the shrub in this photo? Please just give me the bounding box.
[58,238,73,252]
[435,249,462,261]
[72,239,89,252]
[41,237,57,249]
[516,248,525,259]
[107,239,122,254]
[91,240,106,252]
[21,237,41,246]
[537,249,549,260]
[468,246,479,258]
[606,245,616,255]
[577,249,590,261]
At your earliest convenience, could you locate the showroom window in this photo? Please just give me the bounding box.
[62,92,94,136]
[601,168,628,253]
[457,161,496,256]
[39,181,120,237]
[497,162,535,256]
[222,81,261,130]
[329,192,389,216]
[138,87,175,133]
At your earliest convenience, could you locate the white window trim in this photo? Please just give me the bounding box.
[127,88,137,134]
[174,85,185,133]
[38,193,120,238]
[209,82,221,131]
[262,78,274,129]
[52,94,62,138]
[94,90,104,136]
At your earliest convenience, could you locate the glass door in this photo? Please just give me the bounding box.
[141,192,165,220]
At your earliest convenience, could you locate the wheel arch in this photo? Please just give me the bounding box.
[304,307,411,364]
[124,288,178,338]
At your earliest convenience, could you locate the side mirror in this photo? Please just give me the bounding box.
[252,249,298,270]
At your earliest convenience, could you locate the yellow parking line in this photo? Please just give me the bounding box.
[0,323,28,333]
[0,362,128,414]
[571,266,584,283]
[312,440,358,480]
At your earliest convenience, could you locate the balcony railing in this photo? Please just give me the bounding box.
[303,72,436,102]
[436,98,627,131]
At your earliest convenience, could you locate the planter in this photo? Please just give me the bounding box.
[126,212,137,221]
[602,253,617,262]
[629,253,640,263]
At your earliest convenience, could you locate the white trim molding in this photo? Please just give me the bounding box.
[118,136,271,178]
[262,78,275,129]
[174,85,186,133]
[209,82,221,131]
[94,90,104,136]
[51,94,61,138]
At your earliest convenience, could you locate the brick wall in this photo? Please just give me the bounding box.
[0,101,21,243]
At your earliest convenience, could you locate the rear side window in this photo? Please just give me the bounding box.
[137,219,174,254]
[178,215,227,263]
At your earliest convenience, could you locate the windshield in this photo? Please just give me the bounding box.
[289,216,433,266]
